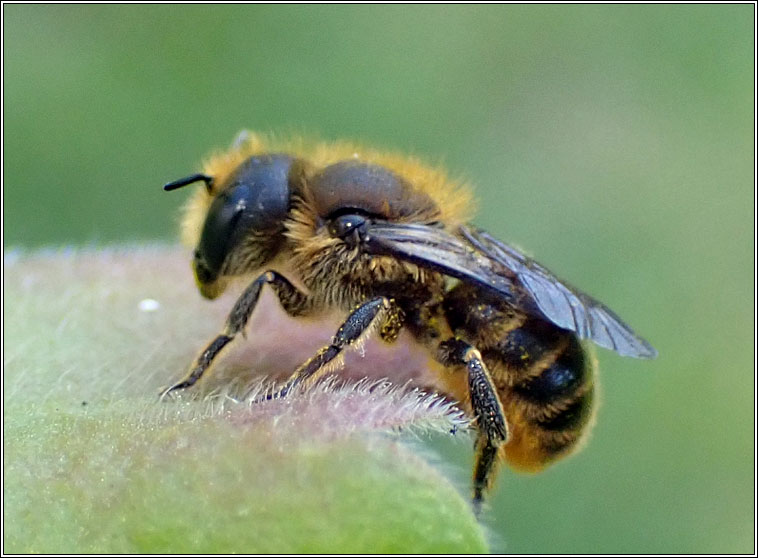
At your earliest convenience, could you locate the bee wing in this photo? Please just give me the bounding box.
[459,226,657,358]
[364,221,520,302]
[363,222,657,359]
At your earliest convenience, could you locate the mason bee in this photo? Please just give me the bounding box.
[162,131,656,511]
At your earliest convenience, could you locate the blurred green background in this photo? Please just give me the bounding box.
[3,4,753,553]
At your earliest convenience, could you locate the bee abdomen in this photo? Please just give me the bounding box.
[494,321,596,471]
[444,285,597,471]
[511,338,586,404]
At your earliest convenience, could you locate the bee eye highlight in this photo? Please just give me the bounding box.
[328,213,369,243]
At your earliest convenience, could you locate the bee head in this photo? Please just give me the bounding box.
[165,154,305,298]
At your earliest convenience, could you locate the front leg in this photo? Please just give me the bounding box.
[160,270,310,397]
[438,338,508,514]
[269,296,403,399]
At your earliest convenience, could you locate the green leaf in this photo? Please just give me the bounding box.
[3,247,489,553]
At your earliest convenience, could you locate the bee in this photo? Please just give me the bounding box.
[161,131,657,511]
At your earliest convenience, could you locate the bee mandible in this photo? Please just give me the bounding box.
[161,131,657,511]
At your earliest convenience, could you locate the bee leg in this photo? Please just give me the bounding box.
[160,271,310,398]
[438,339,508,514]
[267,296,402,399]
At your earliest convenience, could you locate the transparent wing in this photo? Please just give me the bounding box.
[363,222,657,359]
[459,226,657,358]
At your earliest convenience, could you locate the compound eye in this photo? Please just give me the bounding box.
[195,154,297,278]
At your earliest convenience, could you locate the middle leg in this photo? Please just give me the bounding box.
[268,296,403,399]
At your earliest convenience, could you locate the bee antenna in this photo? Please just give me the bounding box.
[163,173,214,193]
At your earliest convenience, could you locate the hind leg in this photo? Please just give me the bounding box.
[438,338,508,513]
